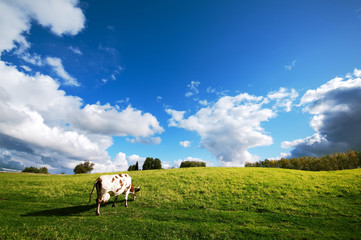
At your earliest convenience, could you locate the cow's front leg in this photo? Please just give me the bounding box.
[124,191,129,207]
[112,196,118,207]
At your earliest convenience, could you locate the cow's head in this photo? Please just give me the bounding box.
[131,185,141,201]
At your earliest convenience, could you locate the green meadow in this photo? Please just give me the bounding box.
[0,167,360,239]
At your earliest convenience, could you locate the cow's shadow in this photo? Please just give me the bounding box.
[22,199,132,217]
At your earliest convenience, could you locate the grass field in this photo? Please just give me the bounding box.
[0,167,360,239]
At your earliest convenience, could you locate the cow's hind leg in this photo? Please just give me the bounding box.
[96,197,101,216]
[95,180,102,216]
[112,196,118,207]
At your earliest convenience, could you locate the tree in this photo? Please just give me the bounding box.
[73,161,94,174]
[128,161,139,171]
[142,157,162,170]
[245,162,253,167]
[142,157,153,170]
[154,158,162,169]
[22,166,49,174]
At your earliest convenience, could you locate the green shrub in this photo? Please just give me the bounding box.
[180,161,206,168]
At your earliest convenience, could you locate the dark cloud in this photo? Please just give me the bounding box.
[288,79,361,158]
[0,133,34,154]
[0,134,81,172]
[0,153,24,171]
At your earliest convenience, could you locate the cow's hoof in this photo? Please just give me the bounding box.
[96,212,100,216]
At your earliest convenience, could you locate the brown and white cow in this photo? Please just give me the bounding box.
[89,173,140,216]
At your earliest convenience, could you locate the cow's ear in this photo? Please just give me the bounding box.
[135,186,140,192]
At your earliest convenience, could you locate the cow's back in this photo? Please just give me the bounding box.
[99,174,132,196]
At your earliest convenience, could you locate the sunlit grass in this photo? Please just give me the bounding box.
[0,168,360,239]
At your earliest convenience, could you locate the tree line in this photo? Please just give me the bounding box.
[128,159,207,170]
[22,166,49,174]
[245,150,361,171]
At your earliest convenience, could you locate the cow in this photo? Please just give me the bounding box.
[89,173,140,216]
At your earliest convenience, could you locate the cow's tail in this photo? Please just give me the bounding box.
[89,179,98,203]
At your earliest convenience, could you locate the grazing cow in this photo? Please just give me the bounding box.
[89,173,140,216]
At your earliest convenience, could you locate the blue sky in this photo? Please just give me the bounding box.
[1,0,361,173]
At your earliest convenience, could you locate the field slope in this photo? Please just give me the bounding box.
[0,168,360,239]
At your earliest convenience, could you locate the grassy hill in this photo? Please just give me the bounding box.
[0,167,360,239]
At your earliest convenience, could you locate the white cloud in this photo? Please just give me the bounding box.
[23,0,84,35]
[98,44,118,56]
[89,153,148,173]
[0,0,84,53]
[179,140,191,148]
[206,86,230,97]
[283,69,361,157]
[72,104,163,137]
[185,81,200,97]
[0,1,29,53]
[161,161,173,169]
[285,60,296,70]
[207,87,216,94]
[167,93,275,166]
[0,61,109,171]
[21,65,32,72]
[127,154,146,169]
[268,87,298,100]
[127,154,145,165]
[199,100,208,106]
[0,61,163,173]
[46,57,79,86]
[99,66,124,85]
[18,52,43,66]
[127,137,162,145]
[353,68,361,77]
[68,46,82,55]
[90,152,148,173]
[110,152,129,172]
[267,87,299,112]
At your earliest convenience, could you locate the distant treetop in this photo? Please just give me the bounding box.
[73,161,94,174]
[142,157,162,170]
[180,161,206,168]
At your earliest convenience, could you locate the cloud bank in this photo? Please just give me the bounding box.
[282,69,361,157]
[0,61,163,173]
[167,90,298,166]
